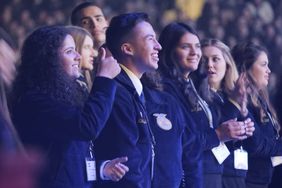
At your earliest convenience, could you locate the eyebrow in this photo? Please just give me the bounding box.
[63,46,75,52]
[80,14,104,21]
[144,34,155,39]
[180,42,201,46]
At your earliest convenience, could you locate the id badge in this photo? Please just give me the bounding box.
[85,157,96,181]
[211,142,230,164]
[271,156,282,167]
[234,147,248,170]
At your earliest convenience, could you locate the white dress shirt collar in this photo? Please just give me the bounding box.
[120,64,143,96]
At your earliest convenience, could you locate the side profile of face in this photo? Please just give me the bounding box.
[60,35,81,78]
[126,21,162,77]
[174,32,202,78]
[202,46,227,90]
[78,6,108,48]
[80,35,95,71]
[248,51,271,89]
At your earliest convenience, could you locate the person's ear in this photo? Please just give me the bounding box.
[121,43,134,56]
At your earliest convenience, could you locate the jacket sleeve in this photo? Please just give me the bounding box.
[163,80,220,151]
[15,77,117,141]
[182,126,203,188]
[242,106,282,157]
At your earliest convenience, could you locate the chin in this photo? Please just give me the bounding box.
[152,64,158,70]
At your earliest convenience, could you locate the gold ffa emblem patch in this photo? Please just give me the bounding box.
[153,113,172,130]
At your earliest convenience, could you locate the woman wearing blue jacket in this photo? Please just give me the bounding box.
[232,41,282,188]
[11,25,127,188]
[141,73,201,188]
[157,22,248,188]
[199,38,255,188]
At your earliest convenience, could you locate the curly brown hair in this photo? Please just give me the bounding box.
[13,25,85,107]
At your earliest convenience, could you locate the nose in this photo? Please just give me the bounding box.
[89,19,96,29]
[154,39,162,50]
[207,59,213,68]
[75,51,81,61]
[90,47,95,57]
[267,66,271,73]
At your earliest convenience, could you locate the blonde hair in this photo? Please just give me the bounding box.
[66,26,94,90]
[201,38,239,96]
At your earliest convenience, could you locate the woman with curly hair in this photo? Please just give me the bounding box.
[11,25,128,188]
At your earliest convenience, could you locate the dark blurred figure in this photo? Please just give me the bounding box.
[0,27,18,150]
[0,27,41,188]
[269,74,282,188]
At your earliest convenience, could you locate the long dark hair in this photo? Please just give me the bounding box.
[232,41,280,132]
[13,25,84,107]
[158,22,201,107]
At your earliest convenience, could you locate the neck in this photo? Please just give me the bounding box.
[122,61,143,79]
[94,41,104,50]
[183,72,190,80]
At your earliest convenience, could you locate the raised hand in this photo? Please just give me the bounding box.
[243,118,255,137]
[95,47,121,79]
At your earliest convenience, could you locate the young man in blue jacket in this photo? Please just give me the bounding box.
[93,12,162,188]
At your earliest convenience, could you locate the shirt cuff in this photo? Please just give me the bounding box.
[100,160,110,180]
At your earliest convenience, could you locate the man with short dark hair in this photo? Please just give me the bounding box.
[71,2,108,52]
[93,12,162,188]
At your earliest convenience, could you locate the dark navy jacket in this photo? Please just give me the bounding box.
[143,87,201,188]
[162,78,222,175]
[94,70,152,188]
[213,91,282,185]
[12,77,117,188]
[211,91,248,178]
[242,100,282,185]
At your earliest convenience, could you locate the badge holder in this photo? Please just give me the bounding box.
[271,156,282,167]
[85,141,96,181]
[234,146,248,170]
[211,142,230,164]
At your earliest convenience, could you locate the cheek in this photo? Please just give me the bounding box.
[219,67,227,79]
[250,68,260,81]
[176,54,187,66]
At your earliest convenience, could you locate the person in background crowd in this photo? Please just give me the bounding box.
[66,26,95,90]
[231,41,282,188]
[157,22,250,188]
[94,12,161,188]
[71,2,108,55]
[11,25,128,188]
[199,38,255,188]
[270,69,282,188]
